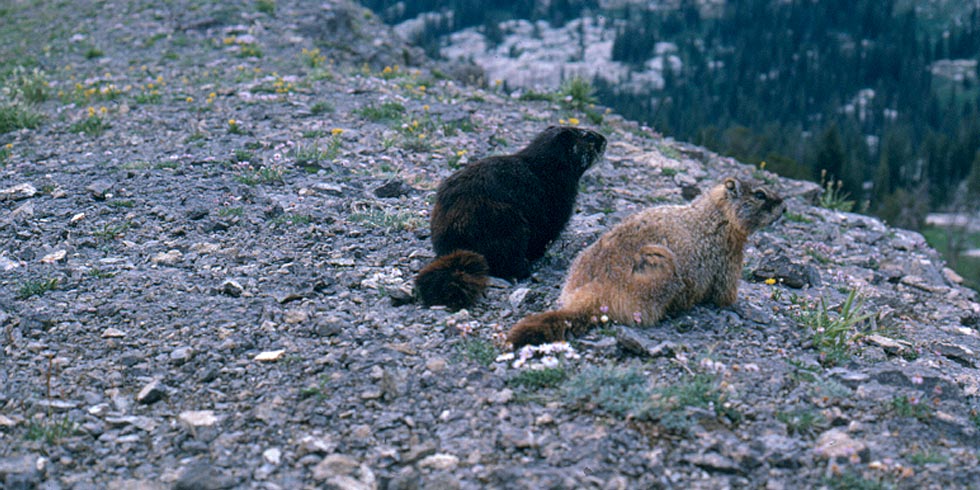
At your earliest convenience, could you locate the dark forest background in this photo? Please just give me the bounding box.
[363,0,980,282]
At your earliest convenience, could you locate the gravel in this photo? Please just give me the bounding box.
[2,1,980,488]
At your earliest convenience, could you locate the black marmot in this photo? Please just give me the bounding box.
[415,126,606,310]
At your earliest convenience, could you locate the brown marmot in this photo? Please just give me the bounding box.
[415,126,606,310]
[507,177,785,348]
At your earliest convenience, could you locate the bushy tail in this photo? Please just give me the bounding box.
[507,309,594,349]
[415,250,489,310]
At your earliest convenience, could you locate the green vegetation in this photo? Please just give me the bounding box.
[509,366,567,390]
[907,449,947,465]
[217,206,244,217]
[776,407,825,436]
[455,337,497,367]
[792,289,873,366]
[818,171,856,212]
[922,226,980,291]
[17,278,59,299]
[356,102,406,123]
[823,471,891,490]
[0,103,43,133]
[256,0,276,16]
[890,395,932,420]
[270,213,311,226]
[69,112,110,136]
[235,163,284,185]
[87,268,116,279]
[92,221,131,241]
[562,364,739,432]
[349,207,424,232]
[25,415,77,444]
[310,101,333,115]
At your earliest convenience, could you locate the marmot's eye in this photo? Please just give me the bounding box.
[753,191,767,200]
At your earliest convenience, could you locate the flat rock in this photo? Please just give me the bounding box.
[813,429,869,462]
[0,183,37,201]
[86,180,114,200]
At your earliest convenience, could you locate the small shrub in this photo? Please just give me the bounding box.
[349,207,424,232]
[17,278,59,299]
[907,449,947,465]
[563,364,651,418]
[784,212,813,224]
[301,47,326,68]
[775,407,825,436]
[890,395,931,421]
[509,366,567,389]
[256,0,275,15]
[235,163,284,185]
[25,415,77,444]
[310,101,333,115]
[87,268,116,279]
[8,67,49,103]
[270,213,311,226]
[559,76,597,110]
[92,221,131,241]
[793,288,872,366]
[455,337,497,367]
[818,170,855,212]
[0,103,43,133]
[217,206,244,217]
[356,102,406,123]
[84,46,104,59]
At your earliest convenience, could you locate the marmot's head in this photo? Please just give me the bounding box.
[720,177,785,233]
[522,126,606,177]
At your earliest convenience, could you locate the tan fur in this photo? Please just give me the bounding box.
[507,177,785,348]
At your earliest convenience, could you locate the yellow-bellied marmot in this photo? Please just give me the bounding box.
[415,126,606,310]
[507,177,784,348]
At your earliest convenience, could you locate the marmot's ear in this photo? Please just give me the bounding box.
[724,177,741,197]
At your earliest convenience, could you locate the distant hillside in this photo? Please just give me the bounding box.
[363,0,980,284]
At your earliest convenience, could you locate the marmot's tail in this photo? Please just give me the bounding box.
[507,309,594,349]
[415,250,489,310]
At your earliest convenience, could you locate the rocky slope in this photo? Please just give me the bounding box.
[1,1,979,489]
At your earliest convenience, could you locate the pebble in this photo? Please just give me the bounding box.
[418,453,460,471]
[136,380,166,405]
[220,279,244,297]
[263,448,282,465]
[101,328,126,338]
[150,250,182,266]
[255,350,286,362]
[178,411,219,428]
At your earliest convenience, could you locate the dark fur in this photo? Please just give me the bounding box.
[415,126,606,309]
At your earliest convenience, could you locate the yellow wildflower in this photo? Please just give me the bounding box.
[5,143,12,150]
[422,105,430,111]
[331,128,344,136]
[99,106,107,115]
[186,97,194,103]
[567,117,580,125]
[87,106,96,117]
[764,278,777,286]
[228,119,237,126]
